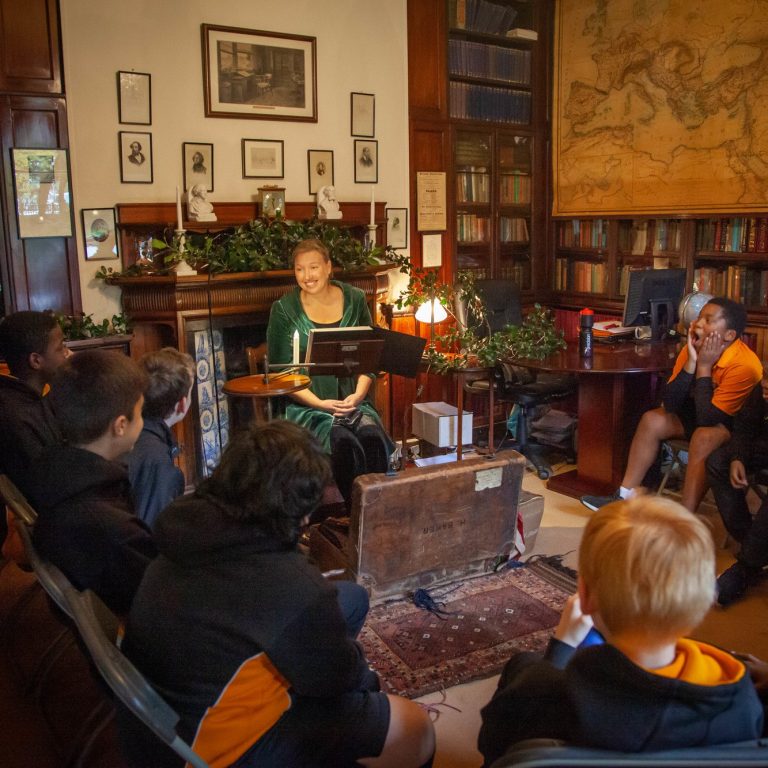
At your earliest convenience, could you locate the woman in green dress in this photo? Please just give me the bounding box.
[267,239,393,501]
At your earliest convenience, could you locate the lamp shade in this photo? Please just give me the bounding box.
[415,298,448,324]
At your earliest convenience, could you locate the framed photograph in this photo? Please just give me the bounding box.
[183,142,214,192]
[307,149,334,194]
[202,24,317,122]
[11,148,73,238]
[242,139,284,178]
[81,208,119,261]
[386,207,408,249]
[117,71,151,125]
[354,139,378,183]
[350,92,375,137]
[119,131,153,184]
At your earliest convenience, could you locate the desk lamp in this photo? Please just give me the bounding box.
[415,296,447,346]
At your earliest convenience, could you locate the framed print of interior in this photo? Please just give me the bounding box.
[119,131,153,184]
[242,139,284,178]
[354,139,378,183]
[202,24,317,122]
[11,148,73,238]
[117,71,151,125]
[82,208,119,260]
[386,208,408,249]
[307,149,334,194]
[350,92,375,137]
[183,142,214,192]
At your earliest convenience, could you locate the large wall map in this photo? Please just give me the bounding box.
[553,0,768,216]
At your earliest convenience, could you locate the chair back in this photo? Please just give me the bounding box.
[246,343,268,375]
[66,587,210,768]
[0,473,38,525]
[455,279,522,338]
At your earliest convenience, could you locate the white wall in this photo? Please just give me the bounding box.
[60,0,410,320]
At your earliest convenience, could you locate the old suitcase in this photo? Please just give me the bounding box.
[309,452,527,600]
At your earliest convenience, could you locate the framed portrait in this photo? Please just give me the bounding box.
[119,131,153,184]
[242,139,284,178]
[183,142,214,192]
[202,24,317,122]
[11,148,73,238]
[386,207,408,249]
[307,149,334,194]
[354,139,378,184]
[350,92,375,137]
[81,208,119,261]
[117,71,152,125]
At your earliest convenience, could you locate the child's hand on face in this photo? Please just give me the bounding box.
[697,332,726,372]
[554,594,594,648]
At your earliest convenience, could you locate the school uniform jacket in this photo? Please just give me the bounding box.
[122,492,373,768]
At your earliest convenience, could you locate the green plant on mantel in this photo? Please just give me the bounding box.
[55,312,131,340]
[392,254,565,372]
[94,214,396,280]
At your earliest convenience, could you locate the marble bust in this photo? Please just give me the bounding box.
[317,185,342,220]
[187,184,217,222]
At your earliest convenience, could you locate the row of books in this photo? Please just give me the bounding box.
[455,260,532,289]
[500,171,531,203]
[695,266,768,307]
[456,169,490,203]
[448,39,531,85]
[449,82,531,123]
[617,220,683,255]
[695,217,768,253]
[554,258,608,294]
[499,216,529,243]
[456,213,491,242]
[450,0,518,35]
[557,219,608,249]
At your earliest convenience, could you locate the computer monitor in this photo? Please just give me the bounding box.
[622,268,688,341]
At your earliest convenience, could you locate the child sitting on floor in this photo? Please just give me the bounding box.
[478,495,763,767]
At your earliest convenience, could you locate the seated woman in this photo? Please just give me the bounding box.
[267,238,393,502]
[120,421,435,768]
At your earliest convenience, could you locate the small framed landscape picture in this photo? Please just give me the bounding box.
[350,92,375,137]
[119,131,153,184]
[183,142,214,192]
[81,208,119,261]
[307,149,334,194]
[354,139,378,183]
[386,207,408,249]
[242,139,284,178]
[117,71,151,125]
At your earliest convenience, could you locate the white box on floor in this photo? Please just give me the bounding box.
[412,401,473,448]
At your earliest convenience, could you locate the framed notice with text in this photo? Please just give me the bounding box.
[416,172,447,231]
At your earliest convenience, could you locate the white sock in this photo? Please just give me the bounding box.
[619,486,634,499]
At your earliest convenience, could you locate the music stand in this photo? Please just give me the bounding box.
[305,326,385,376]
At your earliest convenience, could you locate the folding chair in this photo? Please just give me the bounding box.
[65,587,209,768]
[657,438,689,496]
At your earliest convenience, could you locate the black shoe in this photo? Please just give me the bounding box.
[716,562,761,607]
[580,490,621,512]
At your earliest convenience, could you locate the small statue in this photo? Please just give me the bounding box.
[187,183,217,222]
[317,185,342,220]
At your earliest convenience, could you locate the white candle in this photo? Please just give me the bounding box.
[176,185,183,231]
[370,187,375,227]
[292,329,300,364]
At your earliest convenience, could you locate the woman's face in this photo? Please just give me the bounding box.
[294,249,332,295]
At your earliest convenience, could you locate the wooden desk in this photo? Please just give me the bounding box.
[223,372,310,421]
[521,341,679,498]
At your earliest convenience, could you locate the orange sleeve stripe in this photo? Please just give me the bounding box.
[189,653,291,768]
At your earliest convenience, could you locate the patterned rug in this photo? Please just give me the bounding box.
[359,560,575,699]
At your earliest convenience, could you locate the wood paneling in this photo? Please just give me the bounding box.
[407,0,447,121]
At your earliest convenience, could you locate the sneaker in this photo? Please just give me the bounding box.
[716,562,760,607]
[580,490,621,512]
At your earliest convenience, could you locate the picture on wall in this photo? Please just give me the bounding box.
[202,24,317,122]
[117,71,152,125]
[350,92,375,137]
[386,208,408,249]
[183,142,214,192]
[354,139,378,183]
[119,131,153,184]
[307,149,334,194]
[11,148,73,238]
[82,208,119,261]
[242,139,284,178]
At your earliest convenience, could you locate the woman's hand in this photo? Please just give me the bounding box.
[553,594,593,648]
[316,398,354,415]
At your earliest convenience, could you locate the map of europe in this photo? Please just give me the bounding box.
[552,0,768,216]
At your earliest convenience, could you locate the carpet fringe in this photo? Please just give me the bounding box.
[522,552,577,592]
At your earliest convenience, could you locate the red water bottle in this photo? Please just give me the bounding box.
[579,308,594,358]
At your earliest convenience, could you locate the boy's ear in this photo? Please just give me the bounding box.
[723,327,737,343]
[27,351,44,371]
[112,414,129,437]
[578,576,598,616]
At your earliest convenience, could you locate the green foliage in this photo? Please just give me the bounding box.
[55,312,131,340]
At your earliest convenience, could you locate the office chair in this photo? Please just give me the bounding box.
[65,586,210,768]
[455,280,576,479]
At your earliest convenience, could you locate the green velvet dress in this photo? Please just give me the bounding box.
[266,281,383,452]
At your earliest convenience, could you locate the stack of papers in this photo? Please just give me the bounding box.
[593,320,635,338]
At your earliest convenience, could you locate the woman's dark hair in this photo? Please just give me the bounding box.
[199,421,331,545]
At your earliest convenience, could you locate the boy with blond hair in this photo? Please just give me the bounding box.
[478,496,763,766]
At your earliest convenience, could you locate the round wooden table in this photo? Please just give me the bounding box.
[223,372,311,421]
